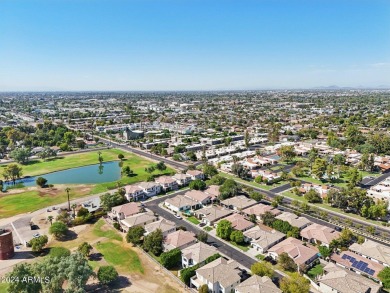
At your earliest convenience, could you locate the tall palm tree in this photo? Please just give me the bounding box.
[65,187,71,211]
[71,203,77,217]
[47,215,53,226]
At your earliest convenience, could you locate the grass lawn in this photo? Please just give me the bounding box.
[307,264,324,279]
[256,254,265,260]
[96,241,144,274]
[0,149,125,178]
[92,219,122,241]
[204,226,213,232]
[0,148,175,218]
[0,187,92,219]
[220,172,288,191]
[0,282,8,292]
[282,191,386,226]
[186,216,200,225]
[229,241,250,252]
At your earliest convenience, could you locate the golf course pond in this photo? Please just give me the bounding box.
[7,161,122,187]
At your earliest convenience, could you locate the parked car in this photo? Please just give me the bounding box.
[199,223,206,227]
[33,233,40,238]
[174,214,182,220]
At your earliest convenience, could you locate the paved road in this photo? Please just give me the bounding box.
[145,192,264,273]
[361,172,390,188]
[97,137,188,171]
[269,183,292,193]
[242,182,390,246]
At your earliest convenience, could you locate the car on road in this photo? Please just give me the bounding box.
[174,214,182,219]
[209,242,220,248]
[47,208,52,212]
[199,223,206,227]
[52,206,57,210]
[33,233,40,238]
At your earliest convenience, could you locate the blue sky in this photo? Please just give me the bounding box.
[1,0,389,91]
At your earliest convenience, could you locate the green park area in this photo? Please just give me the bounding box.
[0,149,175,218]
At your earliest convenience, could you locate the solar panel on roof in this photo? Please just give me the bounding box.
[364,268,371,273]
[342,254,348,260]
[368,269,375,276]
[350,257,356,262]
[361,263,368,270]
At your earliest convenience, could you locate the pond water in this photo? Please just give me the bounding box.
[7,161,122,188]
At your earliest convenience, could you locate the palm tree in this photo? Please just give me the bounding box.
[71,203,77,217]
[65,187,71,211]
[47,215,53,226]
[98,151,103,165]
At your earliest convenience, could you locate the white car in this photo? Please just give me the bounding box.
[174,214,182,220]
[33,233,40,238]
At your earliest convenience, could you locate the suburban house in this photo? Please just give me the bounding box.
[194,206,233,226]
[317,263,381,293]
[299,183,331,199]
[300,224,340,248]
[275,212,312,230]
[144,219,176,237]
[184,190,212,206]
[267,237,319,268]
[155,175,179,192]
[181,242,218,268]
[138,182,161,197]
[108,202,142,221]
[219,214,255,232]
[120,211,157,232]
[235,275,281,293]
[242,203,281,221]
[204,185,220,201]
[220,195,257,211]
[124,184,145,201]
[349,239,390,267]
[330,251,384,281]
[243,226,286,254]
[163,230,197,251]
[165,195,201,213]
[186,169,205,180]
[190,258,242,293]
[172,173,192,186]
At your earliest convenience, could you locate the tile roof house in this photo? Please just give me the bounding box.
[330,251,384,281]
[221,195,257,211]
[219,214,255,232]
[163,230,197,251]
[242,203,281,221]
[186,169,205,180]
[120,211,157,232]
[317,263,381,293]
[243,226,286,254]
[108,202,142,221]
[349,239,390,267]
[204,185,220,201]
[235,275,281,293]
[144,219,176,237]
[300,224,340,247]
[268,237,319,268]
[137,181,161,197]
[190,258,242,293]
[172,173,192,186]
[275,212,312,230]
[184,190,212,205]
[181,242,218,268]
[155,175,179,191]
[194,206,233,226]
[165,195,201,213]
[124,184,145,201]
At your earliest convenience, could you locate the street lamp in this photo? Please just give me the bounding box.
[65,187,71,211]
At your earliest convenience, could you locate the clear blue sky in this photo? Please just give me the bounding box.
[1,0,389,91]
